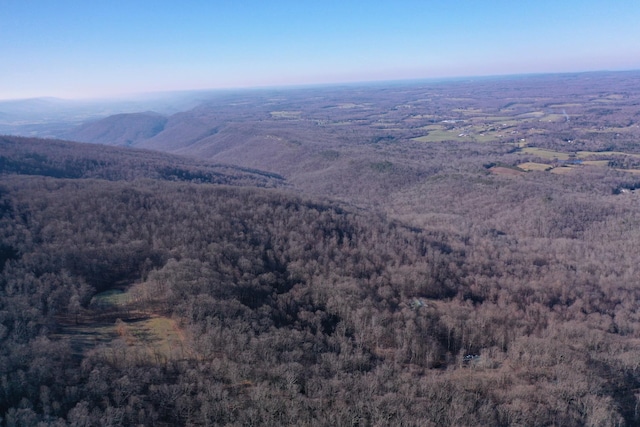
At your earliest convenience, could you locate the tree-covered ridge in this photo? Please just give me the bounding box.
[2,138,640,425]
[0,135,284,186]
[0,175,459,425]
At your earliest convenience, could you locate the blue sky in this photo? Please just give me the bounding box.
[1,0,639,100]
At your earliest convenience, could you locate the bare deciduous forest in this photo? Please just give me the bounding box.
[2,71,640,426]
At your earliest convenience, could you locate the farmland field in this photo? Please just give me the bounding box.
[517,162,552,171]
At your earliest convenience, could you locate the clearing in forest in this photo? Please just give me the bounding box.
[55,288,187,363]
[518,162,552,172]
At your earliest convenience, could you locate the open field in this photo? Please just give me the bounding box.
[413,129,464,142]
[59,287,186,362]
[521,147,571,160]
[549,165,577,174]
[581,160,610,167]
[270,110,302,119]
[91,289,130,307]
[518,161,552,171]
[577,150,640,159]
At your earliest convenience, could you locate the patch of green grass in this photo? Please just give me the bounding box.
[481,116,524,123]
[539,114,567,122]
[517,111,545,119]
[413,130,466,143]
[550,166,576,174]
[414,123,514,143]
[67,286,188,362]
[452,108,485,115]
[136,316,184,356]
[334,103,366,109]
[521,147,570,160]
[547,103,581,108]
[91,289,130,307]
[88,316,187,365]
[581,160,610,167]
[492,120,522,127]
[577,151,640,159]
[270,111,301,119]
[111,316,185,359]
[518,162,552,172]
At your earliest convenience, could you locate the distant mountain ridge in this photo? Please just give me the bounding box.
[0,135,285,187]
[62,111,168,146]
[0,90,227,137]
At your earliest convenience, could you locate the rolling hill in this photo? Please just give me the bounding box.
[4,72,640,425]
[62,111,168,146]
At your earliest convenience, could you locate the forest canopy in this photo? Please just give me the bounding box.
[3,71,640,426]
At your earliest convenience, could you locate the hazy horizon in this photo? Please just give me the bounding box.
[2,0,640,101]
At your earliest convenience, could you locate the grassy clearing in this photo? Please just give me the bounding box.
[539,114,567,122]
[116,316,186,359]
[581,160,610,167]
[414,122,513,143]
[408,114,437,119]
[547,103,582,108]
[61,285,188,362]
[518,162,552,172]
[270,111,302,119]
[90,289,130,307]
[87,315,188,366]
[577,151,640,159]
[55,322,118,357]
[479,116,524,124]
[413,130,463,143]
[334,103,367,109]
[446,97,474,102]
[490,120,523,127]
[521,147,571,160]
[517,111,545,119]
[550,166,576,174]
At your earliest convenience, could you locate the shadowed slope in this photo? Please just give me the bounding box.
[62,111,168,146]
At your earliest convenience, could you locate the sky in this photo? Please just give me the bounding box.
[1,0,640,100]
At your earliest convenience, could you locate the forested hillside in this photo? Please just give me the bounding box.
[4,72,640,426]
[61,112,168,147]
[0,136,283,187]
[2,133,640,426]
[60,71,640,209]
